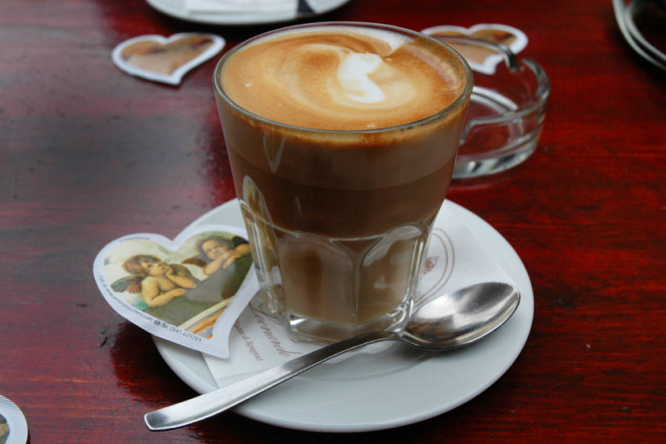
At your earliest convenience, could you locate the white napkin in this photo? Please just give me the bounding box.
[203,203,518,388]
[185,0,298,13]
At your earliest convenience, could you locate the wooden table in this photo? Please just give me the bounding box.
[1,0,664,442]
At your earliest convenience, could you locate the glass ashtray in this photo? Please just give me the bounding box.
[431,35,551,179]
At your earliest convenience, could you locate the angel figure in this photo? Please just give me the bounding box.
[181,236,253,302]
[112,255,198,307]
[111,254,216,326]
[184,235,252,276]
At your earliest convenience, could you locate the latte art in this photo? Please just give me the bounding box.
[221,27,464,130]
[337,51,387,104]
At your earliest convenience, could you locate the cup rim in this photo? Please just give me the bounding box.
[212,21,474,135]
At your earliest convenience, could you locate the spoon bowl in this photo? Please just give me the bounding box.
[145,281,520,431]
[403,282,520,350]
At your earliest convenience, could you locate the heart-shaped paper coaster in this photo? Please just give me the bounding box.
[112,33,225,85]
[422,24,528,75]
[93,224,258,358]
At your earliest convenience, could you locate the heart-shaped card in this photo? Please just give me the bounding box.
[422,24,528,75]
[112,33,225,85]
[93,224,258,358]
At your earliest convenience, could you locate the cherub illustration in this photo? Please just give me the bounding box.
[112,254,199,308]
[181,235,253,302]
[110,254,221,326]
[184,236,251,276]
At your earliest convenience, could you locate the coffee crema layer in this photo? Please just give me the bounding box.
[221,26,465,131]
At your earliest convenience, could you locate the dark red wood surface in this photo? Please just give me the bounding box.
[1,0,664,442]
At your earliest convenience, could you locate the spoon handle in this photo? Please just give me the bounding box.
[144,330,396,431]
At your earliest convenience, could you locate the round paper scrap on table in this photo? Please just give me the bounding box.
[112,33,225,85]
[0,396,28,444]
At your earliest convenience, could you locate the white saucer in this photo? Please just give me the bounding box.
[154,199,534,432]
[145,0,351,25]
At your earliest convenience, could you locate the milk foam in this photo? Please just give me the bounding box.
[221,25,463,130]
[337,51,385,103]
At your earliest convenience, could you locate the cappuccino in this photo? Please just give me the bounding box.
[215,23,472,341]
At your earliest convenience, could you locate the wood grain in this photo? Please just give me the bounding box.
[0,0,664,442]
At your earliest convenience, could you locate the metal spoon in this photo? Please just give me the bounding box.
[145,281,520,431]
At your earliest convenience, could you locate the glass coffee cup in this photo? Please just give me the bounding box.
[214,22,473,342]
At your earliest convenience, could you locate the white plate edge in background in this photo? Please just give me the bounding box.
[145,0,351,25]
